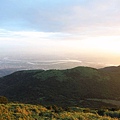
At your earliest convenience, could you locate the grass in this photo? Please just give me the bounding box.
[0,103,119,120]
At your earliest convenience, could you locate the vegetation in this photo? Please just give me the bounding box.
[0,103,119,120]
[0,66,120,108]
[0,66,120,119]
[0,96,8,104]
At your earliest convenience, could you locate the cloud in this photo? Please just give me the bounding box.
[0,0,120,64]
[26,59,82,66]
[0,29,76,56]
[0,0,120,34]
[0,29,61,38]
[1,29,120,55]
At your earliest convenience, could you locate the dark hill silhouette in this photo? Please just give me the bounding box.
[0,66,120,107]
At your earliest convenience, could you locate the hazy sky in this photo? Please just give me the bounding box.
[0,0,120,66]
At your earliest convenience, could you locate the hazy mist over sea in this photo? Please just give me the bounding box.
[0,53,118,71]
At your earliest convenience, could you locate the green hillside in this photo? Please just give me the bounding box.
[0,66,120,107]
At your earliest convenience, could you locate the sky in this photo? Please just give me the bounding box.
[0,0,120,67]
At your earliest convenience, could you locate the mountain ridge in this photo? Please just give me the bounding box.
[0,65,120,107]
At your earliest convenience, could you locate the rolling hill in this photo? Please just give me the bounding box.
[0,66,120,108]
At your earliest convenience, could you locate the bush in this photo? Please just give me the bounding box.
[97,109,106,116]
[105,111,120,118]
[0,96,8,104]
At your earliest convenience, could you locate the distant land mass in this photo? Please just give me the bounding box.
[0,57,117,77]
[0,65,120,108]
[0,68,20,77]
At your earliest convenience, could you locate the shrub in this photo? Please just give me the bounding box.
[97,109,106,116]
[105,111,120,118]
[0,96,8,104]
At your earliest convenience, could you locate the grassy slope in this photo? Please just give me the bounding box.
[0,103,118,120]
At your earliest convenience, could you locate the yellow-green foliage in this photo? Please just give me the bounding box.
[0,103,119,120]
[58,112,118,120]
[0,103,47,120]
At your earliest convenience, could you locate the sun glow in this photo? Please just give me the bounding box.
[75,36,120,55]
